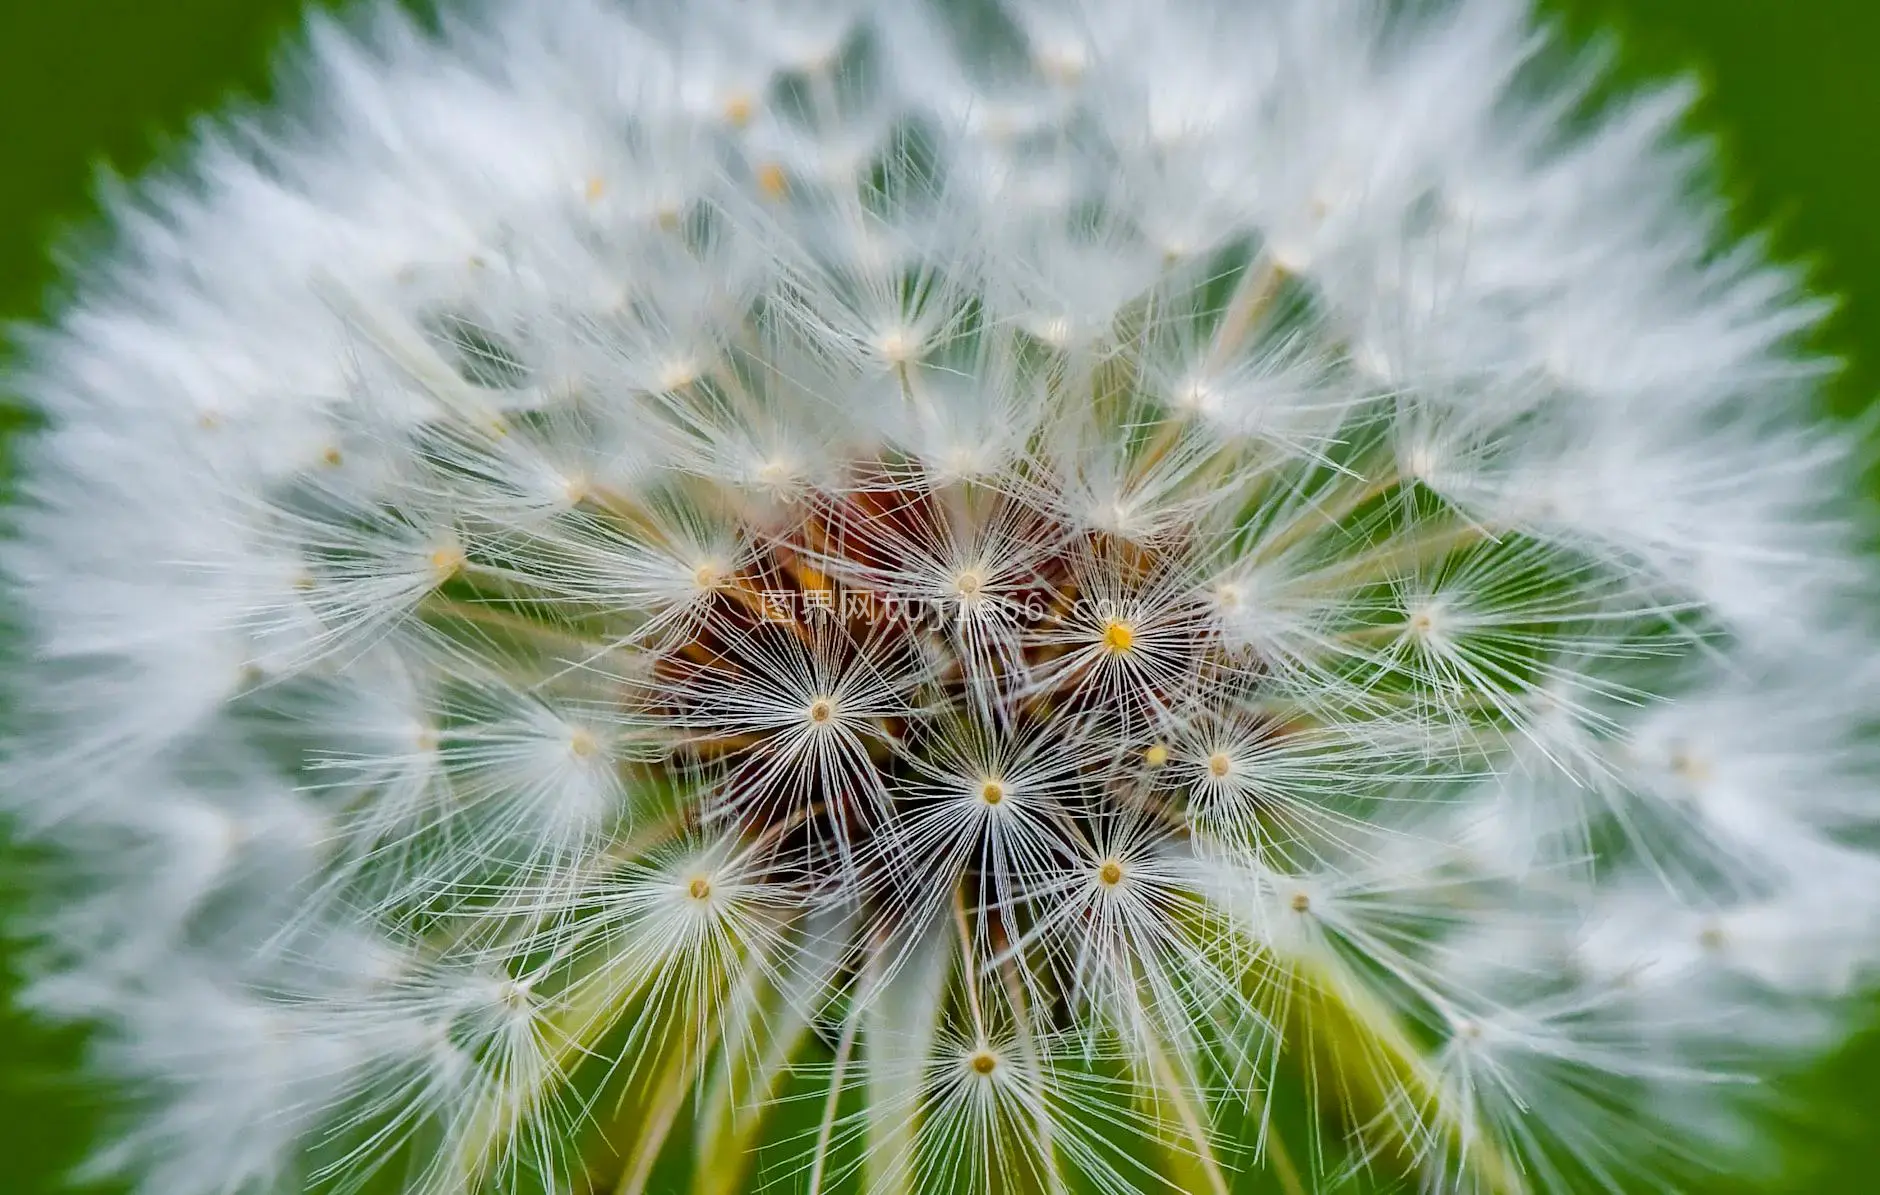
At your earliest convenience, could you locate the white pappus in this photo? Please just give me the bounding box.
[3,0,1878,1193]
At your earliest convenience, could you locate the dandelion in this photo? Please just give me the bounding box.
[4,0,1877,1192]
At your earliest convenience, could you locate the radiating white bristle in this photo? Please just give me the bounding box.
[4,1,1875,1193]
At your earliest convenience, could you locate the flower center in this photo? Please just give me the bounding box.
[632,470,1249,939]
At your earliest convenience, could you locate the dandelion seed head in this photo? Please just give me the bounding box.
[6,0,1877,1192]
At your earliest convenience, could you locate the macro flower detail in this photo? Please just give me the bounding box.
[5,1,1878,1193]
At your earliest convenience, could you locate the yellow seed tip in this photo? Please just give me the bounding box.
[755,162,788,199]
[1101,620,1135,654]
[429,545,466,579]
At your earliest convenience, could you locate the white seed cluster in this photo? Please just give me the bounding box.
[5,1,1877,1193]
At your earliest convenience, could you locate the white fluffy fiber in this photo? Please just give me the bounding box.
[4,1,1877,1193]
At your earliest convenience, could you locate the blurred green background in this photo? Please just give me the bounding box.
[1,1,1876,1191]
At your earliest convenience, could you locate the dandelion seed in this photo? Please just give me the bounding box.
[5,1,1876,1194]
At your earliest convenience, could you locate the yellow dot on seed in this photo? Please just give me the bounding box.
[954,570,984,598]
[196,411,223,430]
[291,571,316,593]
[1036,49,1085,85]
[429,546,466,578]
[877,329,916,364]
[584,175,607,202]
[807,698,835,724]
[756,162,788,199]
[1101,620,1136,654]
[414,728,440,753]
[1208,752,1232,778]
[969,1049,999,1075]
[320,446,343,467]
[722,92,754,128]
[1670,750,1711,784]
[563,475,591,505]
[688,876,713,901]
[658,361,699,391]
[1408,609,1435,636]
[693,563,721,590]
[1290,891,1312,913]
[1143,743,1170,768]
[569,728,598,758]
[979,780,1005,806]
[1097,858,1125,887]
